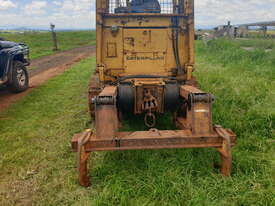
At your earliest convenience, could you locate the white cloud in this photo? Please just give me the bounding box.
[53,1,62,7]
[0,0,94,29]
[0,0,275,29]
[0,0,17,10]
[60,0,93,13]
[24,1,47,15]
[195,0,275,26]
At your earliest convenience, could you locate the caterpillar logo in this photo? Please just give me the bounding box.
[126,56,165,61]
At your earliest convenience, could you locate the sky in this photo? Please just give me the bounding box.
[0,0,275,29]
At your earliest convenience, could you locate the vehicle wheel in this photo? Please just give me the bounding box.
[8,61,29,93]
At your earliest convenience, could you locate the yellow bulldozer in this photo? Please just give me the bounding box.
[71,0,236,187]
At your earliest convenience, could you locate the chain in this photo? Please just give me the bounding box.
[144,109,156,128]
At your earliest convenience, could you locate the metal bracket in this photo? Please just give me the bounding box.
[77,129,92,187]
[115,138,121,148]
[215,125,232,176]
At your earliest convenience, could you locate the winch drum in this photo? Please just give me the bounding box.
[117,82,180,114]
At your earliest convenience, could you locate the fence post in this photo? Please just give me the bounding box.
[50,24,59,51]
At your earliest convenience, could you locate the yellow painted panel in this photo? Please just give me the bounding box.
[124,29,168,52]
[104,16,172,27]
[100,15,194,80]
[124,52,166,74]
[102,28,123,69]
[107,42,117,57]
[123,29,168,74]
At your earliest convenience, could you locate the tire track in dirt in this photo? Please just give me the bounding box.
[0,45,95,112]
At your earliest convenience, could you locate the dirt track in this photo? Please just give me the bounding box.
[0,45,95,112]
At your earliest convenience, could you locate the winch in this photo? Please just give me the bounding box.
[71,0,237,187]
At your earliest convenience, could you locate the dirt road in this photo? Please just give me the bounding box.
[0,45,95,112]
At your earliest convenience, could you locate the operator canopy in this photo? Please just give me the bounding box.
[115,0,161,13]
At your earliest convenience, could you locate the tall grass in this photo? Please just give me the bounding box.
[196,39,274,138]
[0,40,274,205]
[195,39,275,205]
[234,38,275,50]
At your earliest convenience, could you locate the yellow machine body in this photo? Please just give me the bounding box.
[96,0,195,82]
[71,0,237,187]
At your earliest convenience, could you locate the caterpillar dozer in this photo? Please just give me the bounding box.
[71,0,236,187]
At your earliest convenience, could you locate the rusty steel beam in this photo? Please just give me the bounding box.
[72,127,236,152]
[71,126,236,187]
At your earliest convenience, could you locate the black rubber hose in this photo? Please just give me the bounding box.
[171,16,185,75]
[172,29,181,72]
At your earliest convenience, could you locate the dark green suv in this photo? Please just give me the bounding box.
[0,40,30,93]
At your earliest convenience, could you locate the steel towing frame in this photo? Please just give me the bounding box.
[71,85,236,187]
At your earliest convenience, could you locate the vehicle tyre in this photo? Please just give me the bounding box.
[8,61,29,93]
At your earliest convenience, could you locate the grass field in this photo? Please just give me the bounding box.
[245,30,275,39]
[234,38,275,50]
[0,39,274,205]
[0,31,96,59]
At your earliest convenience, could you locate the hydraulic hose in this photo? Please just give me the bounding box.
[171,16,185,75]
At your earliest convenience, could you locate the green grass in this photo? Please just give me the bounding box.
[234,38,275,50]
[244,31,275,39]
[0,40,274,205]
[196,39,274,137]
[0,31,96,59]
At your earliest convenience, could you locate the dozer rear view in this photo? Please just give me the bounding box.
[71,0,236,187]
